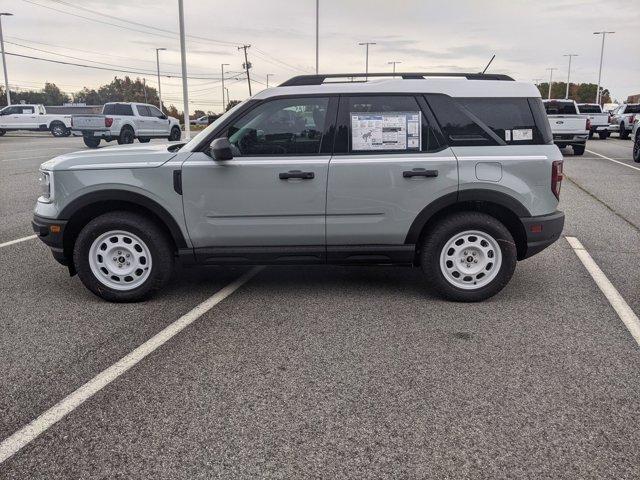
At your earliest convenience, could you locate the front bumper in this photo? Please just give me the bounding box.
[520,210,565,259]
[32,215,69,266]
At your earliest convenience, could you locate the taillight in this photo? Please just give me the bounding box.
[586,118,591,131]
[608,114,613,123]
[104,117,113,128]
[552,160,563,200]
[631,115,636,124]
[70,117,73,127]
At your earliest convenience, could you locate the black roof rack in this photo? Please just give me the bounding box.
[279,72,514,87]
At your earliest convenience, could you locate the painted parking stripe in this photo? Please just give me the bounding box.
[566,236,640,346]
[585,149,640,172]
[0,235,37,249]
[0,266,263,464]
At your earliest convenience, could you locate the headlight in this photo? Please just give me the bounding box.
[38,171,51,201]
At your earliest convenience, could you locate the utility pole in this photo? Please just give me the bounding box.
[563,54,578,99]
[177,0,190,139]
[315,0,319,74]
[0,13,13,106]
[546,67,557,100]
[388,61,401,77]
[225,87,229,109]
[594,31,614,105]
[221,63,229,112]
[358,42,376,80]
[238,44,252,96]
[156,47,166,111]
[266,73,274,88]
[143,78,148,103]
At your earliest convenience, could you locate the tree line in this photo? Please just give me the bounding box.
[535,82,612,104]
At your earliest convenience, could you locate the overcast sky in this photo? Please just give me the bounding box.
[3,0,639,112]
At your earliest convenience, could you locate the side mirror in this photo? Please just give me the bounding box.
[210,137,233,161]
[159,114,168,120]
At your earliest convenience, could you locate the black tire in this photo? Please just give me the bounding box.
[420,212,517,302]
[588,130,594,140]
[117,126,135,145]
[168,126,181,141]
[633,131,640,163]
[73,211,174,302]
[0,129,5,137]
[50,121,68,137]
[620,123,629,139]
[573,144,585,155]
[83,136,101,148]
[138,137,151,143]
[598,131,610,140]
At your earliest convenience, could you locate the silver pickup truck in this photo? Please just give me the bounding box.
[543,99,589,155]
[577,103,610,139]
[609,103,640,139]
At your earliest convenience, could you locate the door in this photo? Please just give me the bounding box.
[147,105,169,135]
[182,96,336,257]
[134,105,154,136]
[326,95,458,247]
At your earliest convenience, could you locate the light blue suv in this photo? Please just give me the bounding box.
[33,72,565,302]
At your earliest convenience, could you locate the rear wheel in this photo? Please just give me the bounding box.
[633,131,640,163]
[620,123,629,139]
[588,130,594,140]
[168,126,181,141]
[117,126,135,145]
[73,211,174,302]
[83,136,100,148]
[598,131,610,139]
[420,212,517,302]
[50,121,68,137]
[0,129,5,137]
[573,144,585,155]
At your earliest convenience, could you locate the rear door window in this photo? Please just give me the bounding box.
[137,105,151,116]
[625,104,640,114]
[115,104,134,116]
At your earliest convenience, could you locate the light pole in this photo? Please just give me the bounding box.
[0,13,13,106]
[546,67,557,100]
[388,61,401,77]
[594,31,614,105]
[358,42,376,79]
[225,87,229,108]
[220,63,229,112]
[563,54,578,99]
[155,47,166,112]
[315,0,319,74]
[266,73,274,88]
[177,0,190,139]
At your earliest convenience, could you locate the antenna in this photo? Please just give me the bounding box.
[481,54,496,74]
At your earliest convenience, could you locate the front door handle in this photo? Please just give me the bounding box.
[279,170,315,180]
[403,168,438,178]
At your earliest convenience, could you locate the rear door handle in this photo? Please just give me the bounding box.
[403,168,438,178]
[279,170,315,180]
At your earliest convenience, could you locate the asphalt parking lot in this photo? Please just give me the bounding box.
[1,133,640,478]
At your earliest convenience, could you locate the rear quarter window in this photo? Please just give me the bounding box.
[103,104,115,115]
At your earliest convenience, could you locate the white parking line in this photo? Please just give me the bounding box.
[0,235,37,248]
[0,265,262,464]
[566,236,640,346]
[585,149,640,172]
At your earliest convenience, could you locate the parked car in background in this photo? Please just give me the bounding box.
[543,99,589,155]
[603,103,619,113]
[632,117,640,162]
[609,103,640,139]
[0,104,71,137]
[70,102,182,148]
[577,103,609,139]
[33,72,564,303]
[190,115,209,126]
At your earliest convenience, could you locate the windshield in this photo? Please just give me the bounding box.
[180,101,250,153]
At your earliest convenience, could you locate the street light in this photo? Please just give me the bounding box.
[563,54,578,99]
[0,13,13,106]
[358,42,376,79]
[266,73,274,88]
[546,67,557,100]
[220,63,229,112]
[155,48,166,112]
[388,61,401,77]
[177,0,190,139]
[594,31,615,105]
[315,0,319,74]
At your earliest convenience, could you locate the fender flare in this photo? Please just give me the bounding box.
[60,189,188,248]
[404,189,531,244]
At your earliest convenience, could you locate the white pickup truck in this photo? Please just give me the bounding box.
[577,103,610,139]
[543,99,589,155]
[0,104,71,137]
[71,102,182,148]
[609,103,640,139]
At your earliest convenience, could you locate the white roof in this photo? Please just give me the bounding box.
[254,77,540,99]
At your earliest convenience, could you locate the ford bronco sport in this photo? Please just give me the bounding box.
[33,72,565,302]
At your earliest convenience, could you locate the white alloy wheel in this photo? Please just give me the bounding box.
[439,230,502,290]
[88,230,152,291]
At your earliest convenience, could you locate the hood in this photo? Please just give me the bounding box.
[40,143,179,171]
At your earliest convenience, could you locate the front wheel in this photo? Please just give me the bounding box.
[83,136,101,148]
[620,123,629,139]
[633,131,640,163]
[168,126,181,141]
[420,212,517,302]
[73,211,174,302]
[573,144,585,155]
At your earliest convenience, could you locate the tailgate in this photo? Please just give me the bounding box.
[71,115,106,130]
[586,113,608,126]
[548,115,587,133]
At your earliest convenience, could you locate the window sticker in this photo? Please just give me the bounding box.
[351,112,421,151]
[512,128,533,141]
[22,109,32,114]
